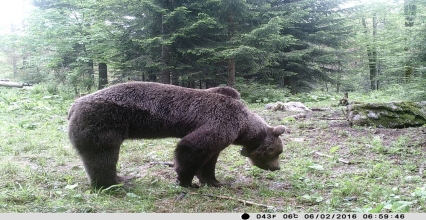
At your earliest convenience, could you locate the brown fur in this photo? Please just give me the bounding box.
[67,82,285,188]
[204,86,241,99]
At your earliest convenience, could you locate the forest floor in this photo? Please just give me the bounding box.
[1,86,426,213]
[144,105,426,213]
[258,105,426,165]
[244,105,426,212]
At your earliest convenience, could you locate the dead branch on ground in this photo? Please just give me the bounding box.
[316,117,347,120]
[187,192,283,211]
[149,161,174,167]
[314,151,351,164]
[0,81,24,88]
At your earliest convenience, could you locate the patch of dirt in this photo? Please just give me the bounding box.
[256,106,426,166]
[260,106,425,143]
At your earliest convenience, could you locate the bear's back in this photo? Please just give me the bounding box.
[69,82,247,139]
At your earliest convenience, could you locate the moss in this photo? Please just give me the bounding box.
[347,101,426,128]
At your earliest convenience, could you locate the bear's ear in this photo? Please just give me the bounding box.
[272,125,286,136]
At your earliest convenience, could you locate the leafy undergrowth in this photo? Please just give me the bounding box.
[1,86,426,213]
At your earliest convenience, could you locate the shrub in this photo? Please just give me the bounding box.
[236,83,290,103]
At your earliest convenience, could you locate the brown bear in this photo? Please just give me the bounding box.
[204,86,241,99]
[67,82,286,188]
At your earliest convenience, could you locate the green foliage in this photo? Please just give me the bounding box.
[236,82,290,103]
[0,0,363,92]
[291,92,339,103]
[1,0,425,95]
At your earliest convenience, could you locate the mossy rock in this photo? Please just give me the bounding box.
[346,101,426,128]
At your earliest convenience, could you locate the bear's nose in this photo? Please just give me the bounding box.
[269,166,280,171]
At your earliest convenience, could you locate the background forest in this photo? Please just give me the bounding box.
[1,0,425,101]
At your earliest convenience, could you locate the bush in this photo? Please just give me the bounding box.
[291,92,339,103]
[236,83,290,103]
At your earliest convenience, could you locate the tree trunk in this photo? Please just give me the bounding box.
[404,65,413,83]
[189,79,195,88]
[404,0,416,27]
[161,45,171,84]
[368,48,378,90]
[362,16,379,91]
[98,63,108,90]
[283,76,296,92]
[87,59,95,90]
[227,58,236,87]
[171,71,179,86]
[336,62,342,93]
[161,12,171,84]
[404,0,416,83]
[227,11,236,87]
[10,23,18,77]
[12,56,18,77]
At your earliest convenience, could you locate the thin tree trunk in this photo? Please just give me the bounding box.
[98,63,108,90]
[12,56,18,77]
[228,58,236,87]
[335,62,342,93]
[171,71,179,86]
[189,79,195,88]
[404,0,416,83]
[227,11,236,87]
[161,44,171,84]
[161,10,171,84]
[87,59,94,90]
[404,0,416,27]
[10,23,18,77]
[362,16,379,91]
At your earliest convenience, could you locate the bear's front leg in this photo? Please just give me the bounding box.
[196,153,222,187]
[174,134,224,187]
[174,142,206,187]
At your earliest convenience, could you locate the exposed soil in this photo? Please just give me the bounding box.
[256,108,426,176]
[256,106,426,167]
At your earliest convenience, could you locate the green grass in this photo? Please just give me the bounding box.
[0,85,425,213]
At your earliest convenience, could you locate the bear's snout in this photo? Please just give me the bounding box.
[268,165,280,171]
[267,159,280,171]
[247,157,280,171]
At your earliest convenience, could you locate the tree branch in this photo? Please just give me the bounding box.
[187,192,283,211]
[314,151,351,164]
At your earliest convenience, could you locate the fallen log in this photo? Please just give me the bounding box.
[0,81,24,88]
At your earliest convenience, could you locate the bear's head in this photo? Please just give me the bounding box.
[240,125,286,171]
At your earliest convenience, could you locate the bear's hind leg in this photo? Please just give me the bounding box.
[196,153,222,187]
[79,147,121,189]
